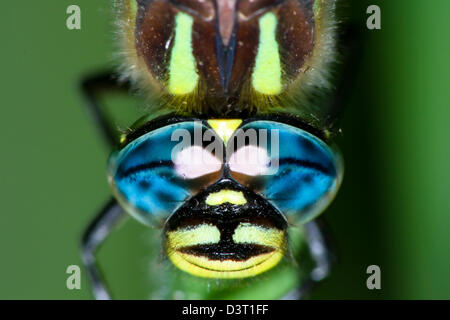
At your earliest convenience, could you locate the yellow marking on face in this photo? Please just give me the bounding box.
[233,223,285,247]
[167,248,284,279]
[207,119,242,144]
[166,221,287,279]
[167,224,221,249]
[205,190,247,206]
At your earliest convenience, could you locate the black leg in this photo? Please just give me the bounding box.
[80,71,132,148]
[283,218,335,300]
[81,198,127,300]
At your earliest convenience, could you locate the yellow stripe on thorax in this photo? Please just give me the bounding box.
[168,12,198,95]
[252,12,282,95]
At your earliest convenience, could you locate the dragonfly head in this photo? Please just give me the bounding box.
[107,115,343,278]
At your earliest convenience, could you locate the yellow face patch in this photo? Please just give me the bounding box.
[167,224,221,249]
[233,223,285,246]
[166,222,286,279]
[205,190,247,206]
[168,250,284,279]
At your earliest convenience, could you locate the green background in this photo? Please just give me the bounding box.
[1,0,449,299]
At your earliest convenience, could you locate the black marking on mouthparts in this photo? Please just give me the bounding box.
[178,243,275,261]
[174,215,283,261]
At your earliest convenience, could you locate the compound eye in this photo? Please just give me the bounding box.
[170,0,215,21]
[108,121,223,226]
[228,121,343,224]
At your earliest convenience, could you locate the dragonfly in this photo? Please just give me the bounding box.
[80,0,344,300]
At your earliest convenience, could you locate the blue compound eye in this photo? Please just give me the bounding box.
[108,121,223,226]
[228,121,343,224]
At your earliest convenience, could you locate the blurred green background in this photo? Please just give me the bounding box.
[1,0,449,299]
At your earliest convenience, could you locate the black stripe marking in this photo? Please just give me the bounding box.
[118,160,173,178]
[179,243,275,261]
[277,157,332,175]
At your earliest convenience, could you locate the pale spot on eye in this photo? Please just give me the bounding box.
[228,145,270,176]
[174,146,222,179]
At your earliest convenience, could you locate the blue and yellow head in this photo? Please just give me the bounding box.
[107,116,342,278]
